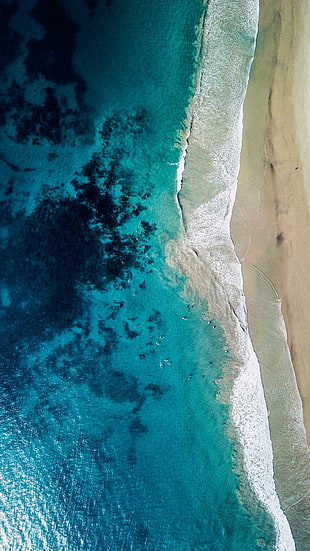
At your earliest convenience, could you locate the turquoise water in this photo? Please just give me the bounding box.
[0,0,278,549]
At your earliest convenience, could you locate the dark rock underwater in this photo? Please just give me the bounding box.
[0,1,278,549]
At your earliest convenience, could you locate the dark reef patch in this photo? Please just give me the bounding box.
[82,0,107,15]
[128,416,148,464]
[0,109,156,405]
[0,1,22,73]
[43,334,118,398]
[0,80,90,145]
[13,198,103,318]
[0,1,91,146]
[25,0,84,91]
[145,383,165,401]
[103,369,145,412]
[123,321,140,340]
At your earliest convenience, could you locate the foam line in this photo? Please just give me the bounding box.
[173,0,296,548]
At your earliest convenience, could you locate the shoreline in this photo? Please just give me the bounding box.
[169,0,295,547]
[232,0,310,547]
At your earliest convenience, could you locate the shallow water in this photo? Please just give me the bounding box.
[0,0,283,549]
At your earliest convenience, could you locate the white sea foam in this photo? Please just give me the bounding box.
[176,129,190,194]
[170,0,296,548]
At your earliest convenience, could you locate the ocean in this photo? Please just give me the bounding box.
[0,0,293,549]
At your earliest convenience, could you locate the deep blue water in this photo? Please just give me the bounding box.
[0,1,277,549]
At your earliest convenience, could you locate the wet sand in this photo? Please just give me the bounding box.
[232,0,310,546]
[169,1,298,547]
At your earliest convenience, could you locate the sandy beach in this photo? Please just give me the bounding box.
[232,0,310,546]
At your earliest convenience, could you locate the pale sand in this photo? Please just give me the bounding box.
[170,2,298,546]
[232,0,310,545]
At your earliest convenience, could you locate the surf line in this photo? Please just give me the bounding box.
[176,117,194,229]
[174,2,295,547]
[175,1,209,226]
[176,123,192,195]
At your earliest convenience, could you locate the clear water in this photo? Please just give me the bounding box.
[0,0,278,549]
